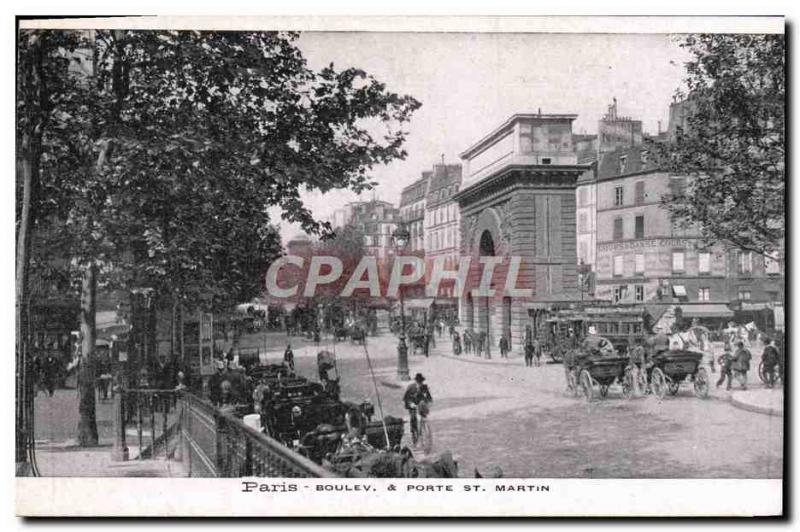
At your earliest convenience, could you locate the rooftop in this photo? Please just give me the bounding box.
[460,113,579,160]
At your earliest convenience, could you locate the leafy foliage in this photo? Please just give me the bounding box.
[22,30,421,313]
[653,34,784,256]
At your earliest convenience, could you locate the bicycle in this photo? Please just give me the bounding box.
[409,401,433,455]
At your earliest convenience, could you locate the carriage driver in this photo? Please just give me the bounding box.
[582,326,614,356]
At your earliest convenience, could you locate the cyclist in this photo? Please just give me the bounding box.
[403,373,433,444]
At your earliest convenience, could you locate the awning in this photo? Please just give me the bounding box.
[680,304,734,318]
[739,302,774,311]
[404,297,435,309]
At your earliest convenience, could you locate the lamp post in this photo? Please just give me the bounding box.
[392,223,411,381]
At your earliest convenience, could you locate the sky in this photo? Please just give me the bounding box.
[270,32,692,242]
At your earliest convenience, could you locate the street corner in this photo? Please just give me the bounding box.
[730,388,784,416]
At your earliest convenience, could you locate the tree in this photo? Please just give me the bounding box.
[654,34,784,256]
[23,30,421,445]
[16,30,86,463]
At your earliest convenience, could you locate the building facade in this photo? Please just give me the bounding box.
[455,113,589,353]
[593,146,734,323]
[349,200,400,259]
[423,163,462,299]
[398,176,428,253]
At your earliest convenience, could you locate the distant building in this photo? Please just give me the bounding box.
[398,176,428,252]
[326,204,355,229]
[349,200,400,259]
[575,163,598,269]
[573,99,644,274]
[593,146,734,325]
[421,163,462,316]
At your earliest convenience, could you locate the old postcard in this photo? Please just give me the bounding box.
[14,15,784,517]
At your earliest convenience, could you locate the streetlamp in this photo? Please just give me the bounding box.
[392,223,411,381]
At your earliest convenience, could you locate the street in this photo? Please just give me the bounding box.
[248,331,783,479]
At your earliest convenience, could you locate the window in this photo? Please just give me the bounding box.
[698,287,710,302]
[613,255,624,277]
[738,251,753,274]
[614,186,624,206]
[619,155,627,174]
[672,251,685,272]
[738,290,752,301]
[634,215,645,239]
[765,251,781,275]
[634,253,645,275]
[578,213,588,233]
[698,252,711,274]
[613,217,624,241]
[613,285,627,303]
[635,181,645,205]
[541,158,552,165]
[634,285,644,302]
[672,285,687,299]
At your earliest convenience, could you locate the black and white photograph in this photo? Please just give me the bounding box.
[12,14,785,517]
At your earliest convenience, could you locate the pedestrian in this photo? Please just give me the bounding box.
[478,331,488,358]
[463,330,472,355]
[533,337,542,367]
[452,330,462,355]
[760,336,780,388]
[732,340,752,390]
[43,352,59,397]
[716,345,734,391]
[628,338,646,395]
[499,335,509,359]
[208,360,227,405]
[524,341,534,367]
[283,344,295,371]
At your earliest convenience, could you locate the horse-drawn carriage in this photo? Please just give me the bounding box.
[563,340,638,401]
[542,306,650,363]
[649,350,709,400]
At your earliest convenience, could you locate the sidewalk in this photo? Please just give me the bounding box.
[31,388,182,477]
[730,388,784,416]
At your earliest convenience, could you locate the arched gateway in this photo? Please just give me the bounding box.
[454,113,590,356]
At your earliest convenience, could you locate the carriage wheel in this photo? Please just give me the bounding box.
[693,367,709,399]
[621,369,634,400]
[599,384,609,398]
[758,360,767,384]
[418,418,434,455]
[636,369,649,396]
[579,369,594,402]
[667,381,680,396]
[651,368,667,401]
[565,368,577,395]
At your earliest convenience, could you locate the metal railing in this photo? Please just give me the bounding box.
[118,389,179,461]
[178,391,336,478]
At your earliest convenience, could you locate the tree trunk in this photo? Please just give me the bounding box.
[77,263,99,446]
[16,133,39,465]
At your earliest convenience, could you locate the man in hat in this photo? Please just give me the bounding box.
[761,336,780,388]
[403,373,433,445]
[582,326,612,356]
